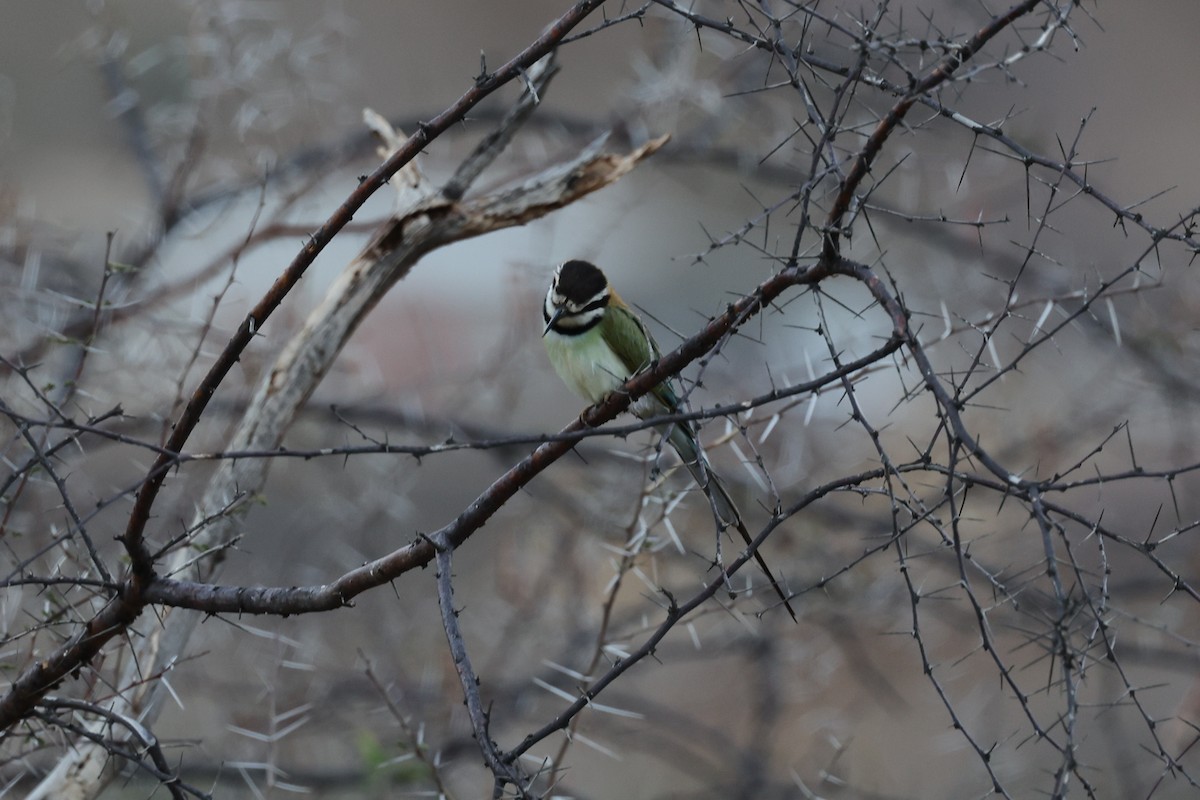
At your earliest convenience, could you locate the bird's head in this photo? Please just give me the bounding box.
[543,260,611,336]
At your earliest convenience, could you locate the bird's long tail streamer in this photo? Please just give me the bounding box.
[666,423,797,622]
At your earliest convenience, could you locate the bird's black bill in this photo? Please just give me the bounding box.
[543,306,565,337]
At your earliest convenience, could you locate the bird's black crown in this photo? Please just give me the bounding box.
[556,260,608,304]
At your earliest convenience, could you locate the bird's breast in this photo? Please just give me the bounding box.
[544,326,630,404]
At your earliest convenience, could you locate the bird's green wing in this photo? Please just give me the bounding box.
[600,302,680,411]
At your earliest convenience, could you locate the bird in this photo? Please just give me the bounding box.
[542,259,796,621]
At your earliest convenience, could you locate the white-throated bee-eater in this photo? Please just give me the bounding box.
[542,259,796,621]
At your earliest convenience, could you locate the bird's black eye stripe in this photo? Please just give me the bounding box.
[580,295,609,314]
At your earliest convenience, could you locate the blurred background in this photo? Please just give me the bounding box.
[2,1,1199,798]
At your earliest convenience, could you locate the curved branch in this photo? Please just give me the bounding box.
[822,0,1044,257]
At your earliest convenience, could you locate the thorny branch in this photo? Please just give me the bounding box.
[6,1,1200,798]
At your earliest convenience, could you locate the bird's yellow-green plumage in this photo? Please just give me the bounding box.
[541,259,797,621]
[544,293,676,419]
